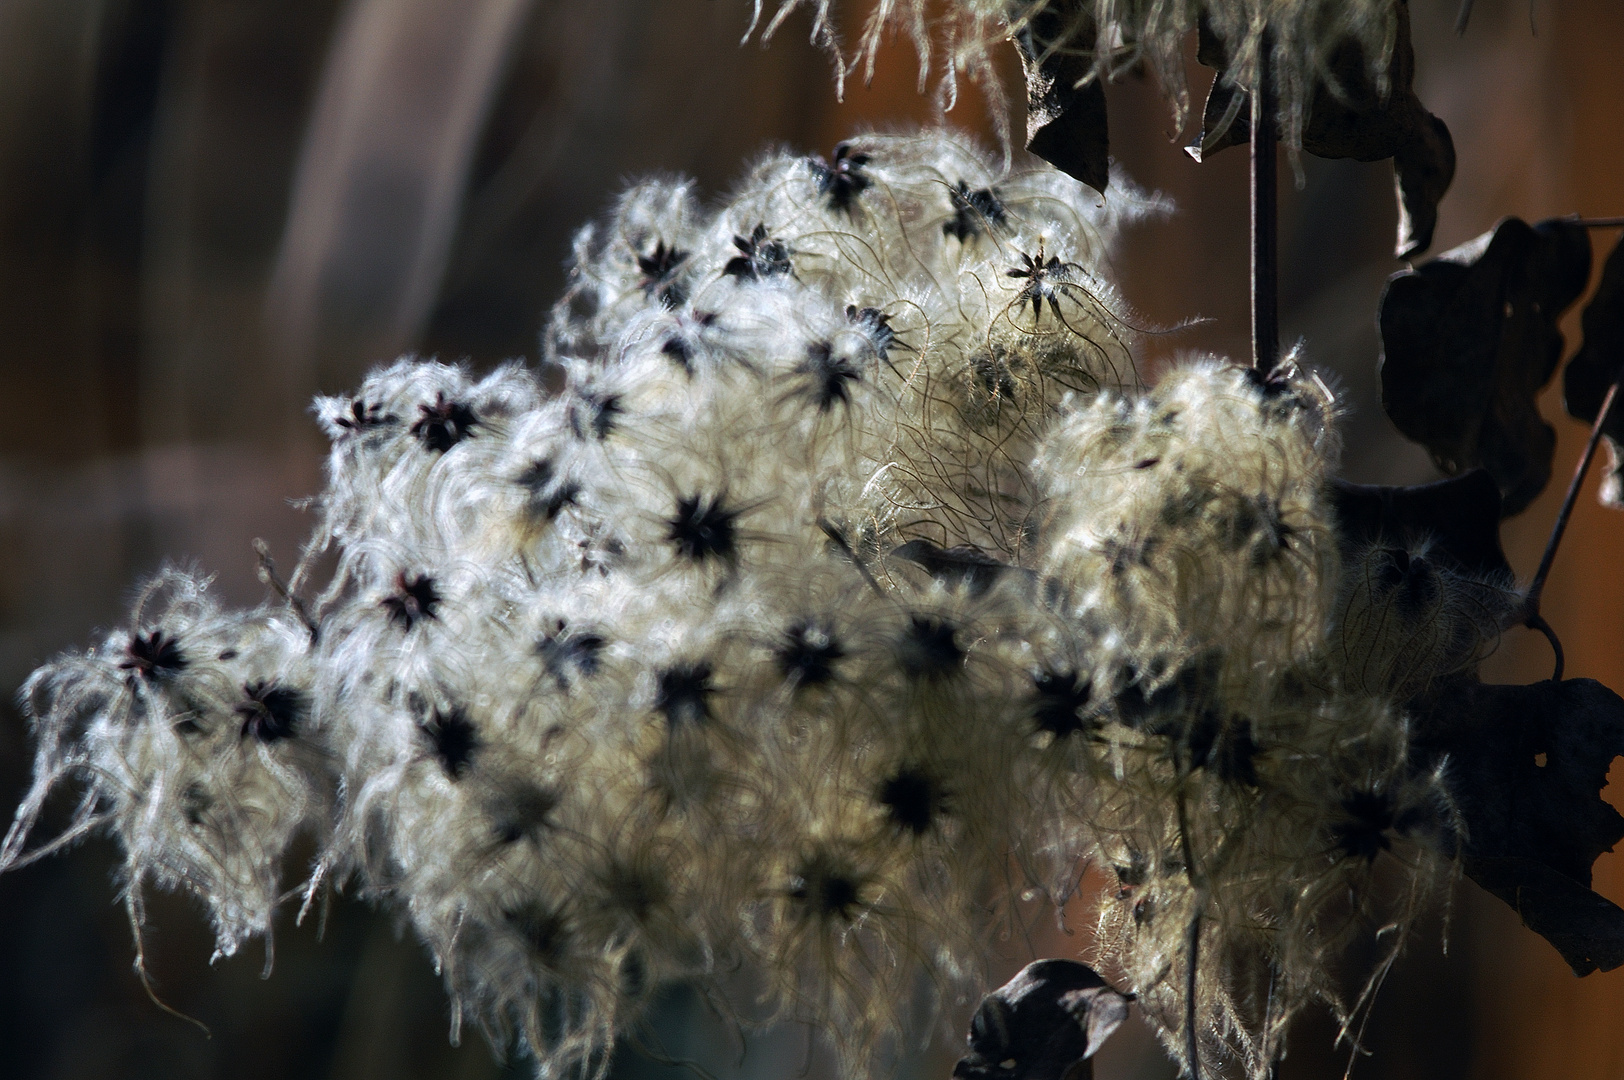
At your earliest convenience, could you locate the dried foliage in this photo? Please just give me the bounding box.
[1185,0,1454,257]
[1331,471,1510,582]
[1014,5,1109,194]
[1422,678,1624,977]
[952,960,1129,1080]
[752,1,1453,258]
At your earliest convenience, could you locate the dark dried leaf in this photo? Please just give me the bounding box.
[1564,233,1624,507]
[1466,858,1624,977]
[1189,14,1426,162]
[1181,17,1250,163]
[1379,217,1592,515]
[891,539,1025,597]
[1330,471,1511,580]
[1421,678,1624,975]
[1565,233,1624,420]
[1015,9,1107,194]
[953,960,1131,1080]
[1183,75,1247,163]
[1185,3,1455,257]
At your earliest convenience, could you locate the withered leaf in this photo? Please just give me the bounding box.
[953,960,1131,1080]
[1015,6,1108,194]
[891,539,1026,597]
[1563,232,1624,508]
[1466,858,1624,977]
[1185,3,1455,257]
[1330,471,1510,580]
[1419,678,1624,976]
[1379,217,1592,515]
[1393,113,1456,263]
[1183,19,1247,163]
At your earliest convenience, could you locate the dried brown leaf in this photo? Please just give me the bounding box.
[1330,470,1510,579]
[1185,2,1454,257]
[1379,217,1592,515]
[1420,678,1624,975]
[1015,8,1108,193]
[953,960,1131,1080]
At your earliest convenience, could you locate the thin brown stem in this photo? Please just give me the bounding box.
[1527,379,1619,607]
[1573,217,1624,229]
[1526,614,1566,683]
[1518,377,1620,680]
[1185,913,1202,1080]
[255,538,320,641]
[1175,762,1204,1080]
[1250,29,1278,375]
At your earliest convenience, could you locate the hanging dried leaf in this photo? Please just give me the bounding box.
[1015,6,1108,194]
[953,960,1131,1080]
[1564,232,1624,507]
[1465,858,1624,978]
[1420,677,1624,976]
[1182,18,1249,163]
[1379,217,1592,516]
[1185,2,1455,257]
[1393,113,1456,262]
[1330,470,1511,580]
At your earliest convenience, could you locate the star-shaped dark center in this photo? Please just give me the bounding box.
[236,681,306,743]
[381,571,442,631]
[723,223,793,281]
[410,392,479,452]
[121,629,187,680]
[808,143,872,214]
[666,493,741,564]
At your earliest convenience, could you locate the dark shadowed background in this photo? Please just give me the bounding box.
[2,1,1622,1077]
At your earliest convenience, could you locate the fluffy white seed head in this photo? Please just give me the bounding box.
[10,130,1462,1080]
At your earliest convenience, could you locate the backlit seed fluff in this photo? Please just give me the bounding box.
[745,1,1403,157]
[9,131,1463,1080]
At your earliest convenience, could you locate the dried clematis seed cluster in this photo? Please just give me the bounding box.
[745,1,1405,158]
[7,130,1513,1079]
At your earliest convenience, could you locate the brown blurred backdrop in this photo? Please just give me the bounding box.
[0,1,1621,1077]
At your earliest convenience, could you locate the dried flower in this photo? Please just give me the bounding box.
[7,129,1475,1080]
[745,1,1404,155]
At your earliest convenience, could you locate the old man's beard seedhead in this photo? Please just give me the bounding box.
[9,129,1503,1079]
[745,0,1406,158]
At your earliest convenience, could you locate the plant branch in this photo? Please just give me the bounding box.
[255,538,320,642]
[1517,377,1621,680]
[1173,749,1207,1080]
[1573,217,1624,229]
[1251,30,1279,375]
[1525,614,1566,684]
[1176,781,1204,1080]
[1528,378,1618,606]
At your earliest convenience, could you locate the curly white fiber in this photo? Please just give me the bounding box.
[10,130,1481,1080]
